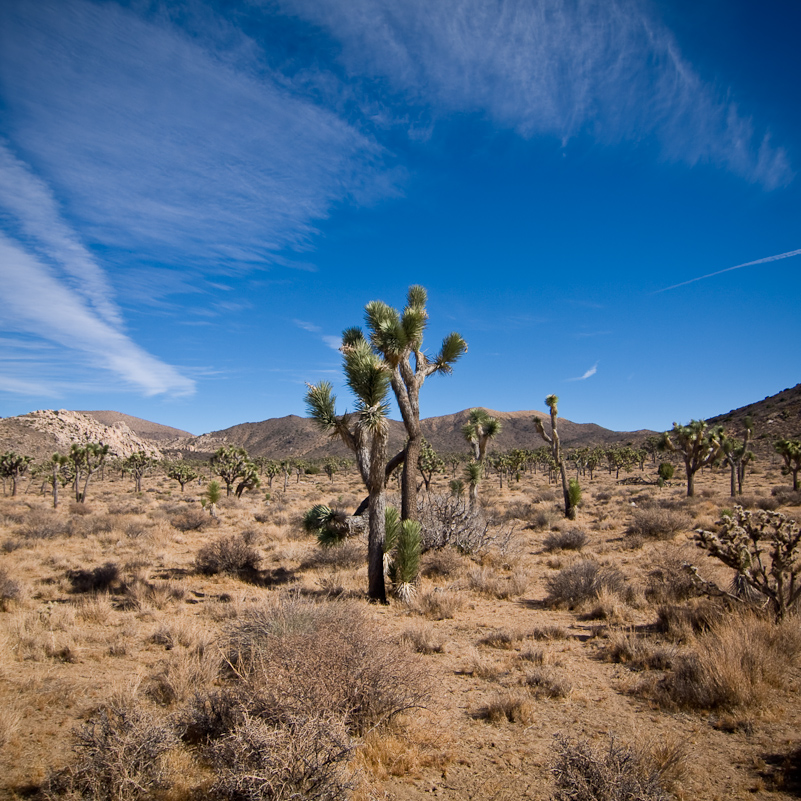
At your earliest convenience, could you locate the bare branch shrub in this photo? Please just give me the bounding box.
[18,509,71,539]
[545,561,626,609]
[412,588,463,620]
[170,508,212,532]
[550,735,670,801]
[0,567,22,610]
[417,494,515,554]
[46,702,177,801]
[206,713,353,801]
[694,506,801,619]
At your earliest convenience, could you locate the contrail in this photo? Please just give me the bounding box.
[653,248,801,293]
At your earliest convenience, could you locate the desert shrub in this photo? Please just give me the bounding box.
[467,566,529,599]
[550,735,670,801]
[47,702,177,801]
[69,502,93,516]
[695,506,801,619]
[543,528,587,552]
[301,540,365,570]
[420,547,466,578]
[401,624,445,654]
[545,560,625,609]
[626,507,691,540]
[67,562,120,593]
[502,500,538,521]
[170,508,210,532]
[224,596,430,735]
[655,600,726,641]
[645,550,703,603]
[658,613,801,710]
[478,628,523,649]
[737,494,780,511]
[595,491,612,502]
[18,509,71,539]
[771,487,801,506]
[412,588,463,620]
[528,624,570,641]
[206,713,353,801]
[0,568,22,610]
[195,535,260,577]
[657,462,675,481]
[529,508,553,530]
[605,631,676,671]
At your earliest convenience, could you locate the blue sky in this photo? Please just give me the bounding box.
[1,0,798,436]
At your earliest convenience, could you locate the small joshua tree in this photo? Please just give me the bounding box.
[164,460,199,492]
[122,451,153,493]
[417,438,445,492]
[720,416,755,497]
[775,439,801,491]
[461,408,502,463]
[203,480,222,518]
[68,443,110,503]
[211,446,253,497]
[659,420,723,497]
[535,395,575,520]
[695,506,801,620]
[0,451,33,497]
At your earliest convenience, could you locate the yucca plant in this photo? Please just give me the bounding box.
[303,504,349,547]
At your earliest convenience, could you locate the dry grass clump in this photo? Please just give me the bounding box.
[412,588,463,620]
[654,599,726,641]
[420,547,467,578]
[195,534,261,577]
[148,646,221,705]
[478,628,525,649]
[67,562,120,593]
[0,567,23,610]
[543,528,588,552]
[771,487,801,506]
[655,613,801,710]
[737,494,780,511]
[17,508,71,539]
[550,735,672,801]
[525,666,572,698]
[467,566,529,599]
[545,560,625,609]
[528,624,570,641]
[301,540,365,571]
[482,689,535,724]
[46,701,178,801]
[644,550,702,604]
[401,623,445,654]
[626,507,691,540]
[605,630,676,671]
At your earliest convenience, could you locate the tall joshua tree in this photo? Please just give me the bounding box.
[461,408,502,463]
[0,451,33,497]
[305,331,392,603]
[720,416,755,497]
[660,420,723,497]
[534,395,575,519]
[775,439,801,490]
[69,443,110,503]
[364,286,467,521]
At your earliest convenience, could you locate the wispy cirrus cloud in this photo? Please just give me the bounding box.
[0,0,395,276]
[279,0,792,188]
[568,363,598,381]
[293,320,342,351]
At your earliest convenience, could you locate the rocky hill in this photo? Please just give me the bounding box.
[708,383,801,454]
[77,411,193,443]
[0,410,162,461]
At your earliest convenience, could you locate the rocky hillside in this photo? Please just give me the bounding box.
[0,410,162,460]
[708,383,801,454]
[77,411,193,442]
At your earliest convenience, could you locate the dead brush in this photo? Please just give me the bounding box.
[411,588,464,620]
[479,628,524,650]
[545,560,626,610]
[655,599,727,641]
[467,565,529,599]
[17,508,71,539]
[420,547,467,578]
[195,534,261,577]
[550,735,671,801]
[543,528,588,552]
[45,701,178,801]
[528,624,570,641]
[147,646,221,705]
[0,567,23,610]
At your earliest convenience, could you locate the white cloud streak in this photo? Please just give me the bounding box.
[0,233,195,396]
[279,0,792,188]
[653,248,801,293]
[568,363,598,381]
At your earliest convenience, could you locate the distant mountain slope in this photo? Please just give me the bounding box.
[78,411,193,441]
[708,383,801,451]
[173,408,654,460]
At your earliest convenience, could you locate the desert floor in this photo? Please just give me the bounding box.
[0,459,799,800]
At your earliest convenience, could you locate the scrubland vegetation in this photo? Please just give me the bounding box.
[0,446,800,800]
